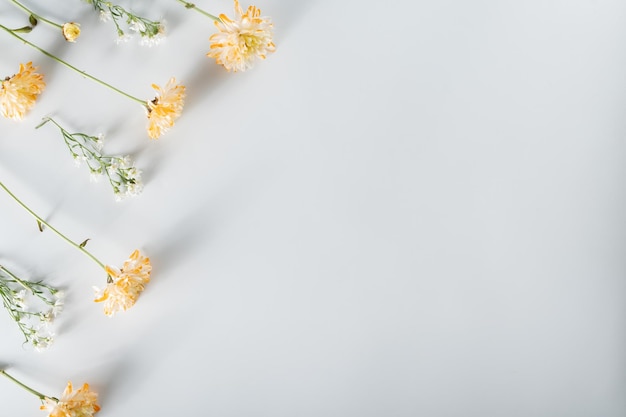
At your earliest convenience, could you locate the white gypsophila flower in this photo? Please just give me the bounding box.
[120,155,131,168]
[115,33,132,44]
[52,292,64,316]
[40,310,53,323]
[128,19,146,33]
[29,321,54,351]
[13,289,27,309]
[94,134,105,151]
[0,264,63,350]
[107,160,119,174]
[32,334,54,352]
[139,33,164,47]
[125,182,142,197]
[99,10,112,22]
[126,167,139,180]
[90,170,103,183]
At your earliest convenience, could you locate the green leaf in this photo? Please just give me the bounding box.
[12,26,33,33]
[29,14,38,27]
[79,238,90,248]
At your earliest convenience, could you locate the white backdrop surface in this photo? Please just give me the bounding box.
[0,0,626,416]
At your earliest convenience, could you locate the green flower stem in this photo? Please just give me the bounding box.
[176,0,219,21]
[0,24,145,106]
[9,0,63,29]
[0,370,57,402]
[0,181,107,271]
[0,265,33,292]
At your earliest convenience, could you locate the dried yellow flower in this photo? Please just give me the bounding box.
[62,22,81,42]
[146,78,186,139]
[207,0,275,72]
[40,381,100,417]
[0,62,45,120]
[94,249,152,316]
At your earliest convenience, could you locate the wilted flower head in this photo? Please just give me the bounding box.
[94,250,152,316]
[0,62,46,120]
[40,381,100,417]
[207,0,275,72]
[62,22,81,42]
[146,78,185,139]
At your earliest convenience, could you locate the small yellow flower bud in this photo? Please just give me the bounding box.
[62,22,81,42]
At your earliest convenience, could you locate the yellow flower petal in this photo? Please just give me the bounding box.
[146,78,186,139]
[94,250,152,316]
[207,0,275,72]
[62,22,81,42]
[0,62,45,120]
[40,381,100,417]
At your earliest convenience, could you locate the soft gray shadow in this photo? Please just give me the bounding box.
[182,60,232,110]
[49,282,77,336]
[270,0,319,39]
[92,166,277,405]
[96,307,194,406]
[143,205,211,279]
[96,355,138,405]
[159,4,186,32]
[132,143,160,188]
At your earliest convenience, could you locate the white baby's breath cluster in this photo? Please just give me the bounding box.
[0,265,63,351]
[107,156,143,200]
[38,117,143,200]
[86,0,165,46]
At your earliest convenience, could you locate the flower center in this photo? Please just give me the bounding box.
[239,32,263,55]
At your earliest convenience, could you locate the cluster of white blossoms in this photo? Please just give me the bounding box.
[107,156,144,200]
[93,0,166,46]
[37,117,143,200]
[0,265,64,351]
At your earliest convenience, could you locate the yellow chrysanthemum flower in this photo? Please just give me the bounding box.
[40,381,100,417]
[94,249,151,316]
[62,22,81,42]
[207,0,275,72]
[0,62,45,120]
[146,78,186,139]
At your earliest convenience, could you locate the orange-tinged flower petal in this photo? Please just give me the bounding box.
[146,78,185,139]
[0,62,45,120]
[94,250,152,316]
[207,0,275,72]
[40,381,100,417]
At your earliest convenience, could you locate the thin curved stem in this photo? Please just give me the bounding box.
[9,0,63,29]
[0,370,56,401]
[0,181,107,271]
[176,0,220,21]
[0,24,146,105]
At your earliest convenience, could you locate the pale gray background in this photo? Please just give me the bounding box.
[0,0,625,415]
